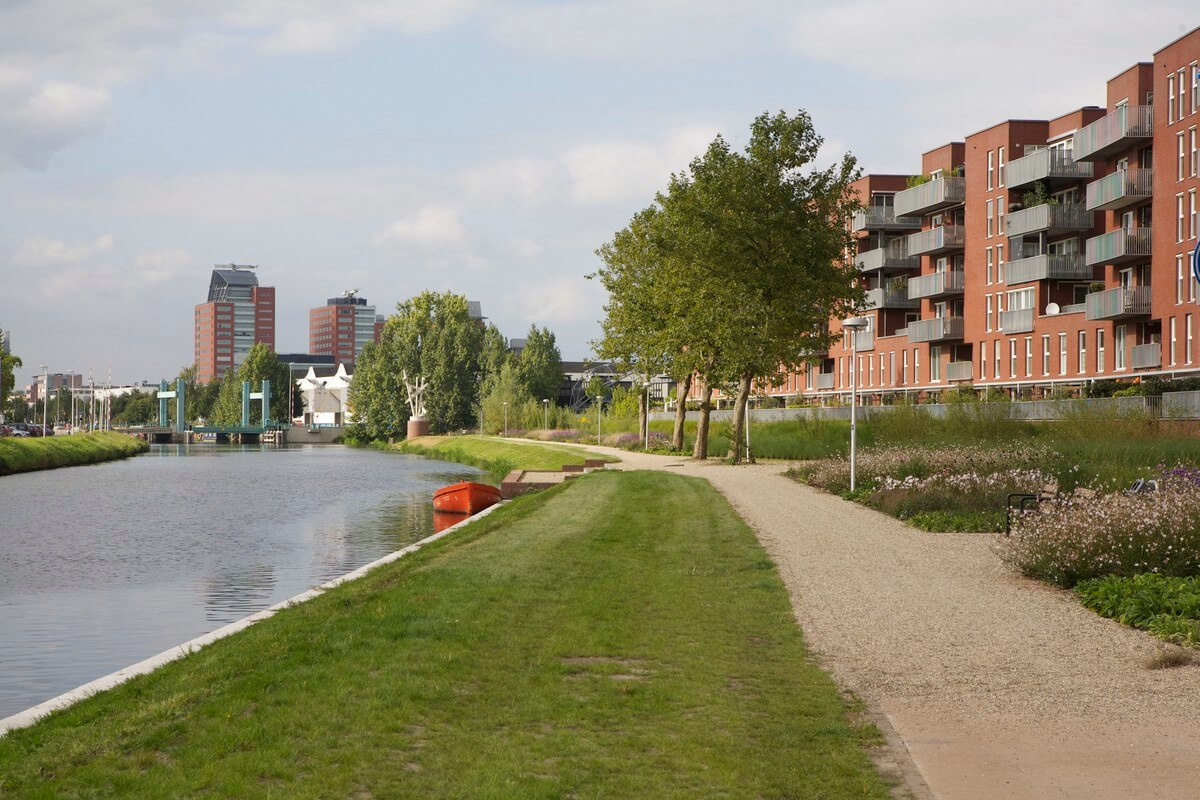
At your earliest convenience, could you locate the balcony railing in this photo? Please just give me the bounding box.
[906,225,965,256]
[907,270,965,299]
[1131,343,1162,370]
[816,373,835,389]
[851,207,922,232]
[856,241,918,273]
[1085,285,1152,320]
[1084,227,1152,266]
[1004,253,1093,285]
[946,361,973,382]
[999,307,1035,333]
[906,316,964,343]
[1085,167,1153,211]
[1073,105,1154,162]
[1004,148,1093,189]
[853,330,875,352]
[893,177,966,217]
[863,284,918,310]
[1061,302,1087,314]
[1005,202,1092,237]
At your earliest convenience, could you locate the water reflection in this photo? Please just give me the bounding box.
[0,444,481,718]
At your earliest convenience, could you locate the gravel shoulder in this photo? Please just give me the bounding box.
[573,445,1200,799]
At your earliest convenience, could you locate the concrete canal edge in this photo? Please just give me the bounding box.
[0,503,504,737]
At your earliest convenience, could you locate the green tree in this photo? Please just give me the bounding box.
[348,336,406,440]
[662,111,862,462]
[480,361,529,435]
[516,325,563,405]
[480,322,510,394]
[1,343,22,422]
[210,344,290,425]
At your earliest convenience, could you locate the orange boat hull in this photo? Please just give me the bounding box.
[432,481,502,515]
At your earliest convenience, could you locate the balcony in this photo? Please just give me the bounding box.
[852,207,921,232]
[893,177,966,217]
[1131,343,1162,370]
[999,307,1035,334]
[906,316,964,343]
[907,270,965,299]
[816,373,835,390]
[1085,286,1152,320]
[1072,105,1153,162]
[1004,148,1093,190]
[863,284,919,310]
[853,329,875,352]
[1085,167,1153,212]
[1084,227,1152,266]
[1004,254,1093,286]
[946,361,973,382]
[1005,203,1092,237]
[856,241,918,273]
[906,225,965,256]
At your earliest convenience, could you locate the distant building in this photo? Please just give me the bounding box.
[308,290,383,369]
[25,372,84,404]
[296,364,352,426]
[1,330,10,355]
[194,265,275,384]
[276,352,337,381]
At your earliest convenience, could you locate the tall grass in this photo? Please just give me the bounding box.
[0,432,148,476]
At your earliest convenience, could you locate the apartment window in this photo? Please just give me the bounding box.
[902,350,909,384]
[997,244,1005,283]
[1170,73,1176,123]
[914,349,920,383]
[997,201,1005,236]
[1115,325,1127,370]
[1010,339,1017,378]
[1059,333,1068,375]
[1192,127,1198,177]
[1170,317,1178,366]
[889,352,896,385]
[1191,189,1197,239]
[1179,255,1186,304]
[1179,68,1187,119]
[1025,337,1033,376]
[980,340,988,380]
[1193,63,1200,114]
[986,247,994,284]
[1041,335,1051,375]
[986,199,994,237]
[1097,329,1106,372]
[930,346,941,382]
[986,294,994,331]
[1188,314,1195,363]
[839,357,844,388]
[998,146,1005,186]
[987,150,994,190]
[1179,193,1187,242]
[1078,331,1087,374]
[995,340,1002,379]
[1180,132,1187,182]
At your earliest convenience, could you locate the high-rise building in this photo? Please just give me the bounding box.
[194,265,275,383]
[308,291,384,369]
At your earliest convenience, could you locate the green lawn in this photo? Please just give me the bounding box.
[394,435,618,481]
[0,432,148,476]
[0,471,889,799]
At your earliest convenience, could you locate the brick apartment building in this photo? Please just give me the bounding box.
[706,26,1200,406]
[308,291,385,369]
[194,265,276,383]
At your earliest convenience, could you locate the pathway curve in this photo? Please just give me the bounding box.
[556,442,1200,799]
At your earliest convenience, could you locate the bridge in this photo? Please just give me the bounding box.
[117,379,285,443]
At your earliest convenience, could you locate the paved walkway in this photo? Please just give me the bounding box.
[570,444,1200,799]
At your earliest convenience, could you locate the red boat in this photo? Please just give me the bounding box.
[432,481,502,515]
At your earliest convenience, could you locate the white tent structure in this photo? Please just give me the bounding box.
[296,364,352,426]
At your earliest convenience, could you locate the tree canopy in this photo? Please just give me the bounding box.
[516,325,563,403]
[211,344,291,425]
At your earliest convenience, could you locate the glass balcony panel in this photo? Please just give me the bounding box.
[1073,105,1154,162]
[907,270,965,299]
[893,177,966,217]
[1004,149,1093,189]
[1084,227,1152,266]
[1085,286,1152,320]
[946,361,973,382]
[851,207,922,232]
[1131,343,1162,369]
[816,373,835,389]
[856,241,919,273]
[906,225,965,256]
[1005,203,1092,237]
[999,307,1034,333]
[906,316,964,343]
[1003,254,1093,286]
[1085,168,1154,211]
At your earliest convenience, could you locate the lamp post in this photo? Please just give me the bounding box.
[543,398,549,430]
[841,317,870,492]
[66,370,74,431]
[39,364,48,437]
[503,401,508,436]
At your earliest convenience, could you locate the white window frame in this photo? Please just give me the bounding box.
[1041,334,1051,376]
[1059,332,1068,375]
[1009,339,1017,378]
[986,247,994,284]
[980,340,988,380]
[998,146,1006,186]
[1025,336,1033,376]
[1097,329,1106,373]
[987,150,994,191]
[1188,314,1194,364]
[986,294,993,331]
[1179,193,1186,243]
[1180,132,1187,182]
[1115,325,1126,371]
[986,199,994,238]
[1170,317,1178,366]
[1170,73,1177,123]
[1078,330,1087,374]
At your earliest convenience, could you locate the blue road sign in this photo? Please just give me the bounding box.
[1193,239,1200,286]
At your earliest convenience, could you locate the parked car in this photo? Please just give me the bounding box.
[1,424,30,437]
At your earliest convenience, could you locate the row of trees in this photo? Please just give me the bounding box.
[349,291,563,439]
[592,110,864,462]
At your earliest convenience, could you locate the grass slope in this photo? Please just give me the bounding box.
[0,471,888,799]
[394,435,617,481]
[0,432,148,476]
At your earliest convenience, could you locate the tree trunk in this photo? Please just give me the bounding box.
[638,385,648,448]
[671,374,692,451]
[692,383,713,460]
[726,373,753,464]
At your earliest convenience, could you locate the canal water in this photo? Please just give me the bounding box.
[0,444,481,720]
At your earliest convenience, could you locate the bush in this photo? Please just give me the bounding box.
[1075,574,1200,648]
[1000,474,1200,587]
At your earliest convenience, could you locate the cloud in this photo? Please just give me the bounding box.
[12,233,115,267]
[508,237,543,258]
[372,206,468,248]
[33,246,199,302]
[0,72,112,170]
[559,125,719,205]
[510,276,594,325]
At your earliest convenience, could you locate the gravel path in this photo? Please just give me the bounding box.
[573,445,1200,799]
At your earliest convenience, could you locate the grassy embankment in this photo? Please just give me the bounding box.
[392,435,618,481]
[0,432,148,476]
[0,471,889,799]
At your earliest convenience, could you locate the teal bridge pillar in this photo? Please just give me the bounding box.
[251,380,272,427]
[156,379,187,433]
[241,381,251,428]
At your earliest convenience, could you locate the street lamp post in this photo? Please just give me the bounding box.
[543,398,549,430]
[503,401,508,436]
[39,364,48,437]
[66,370,74,431]
[842,317,870,492]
